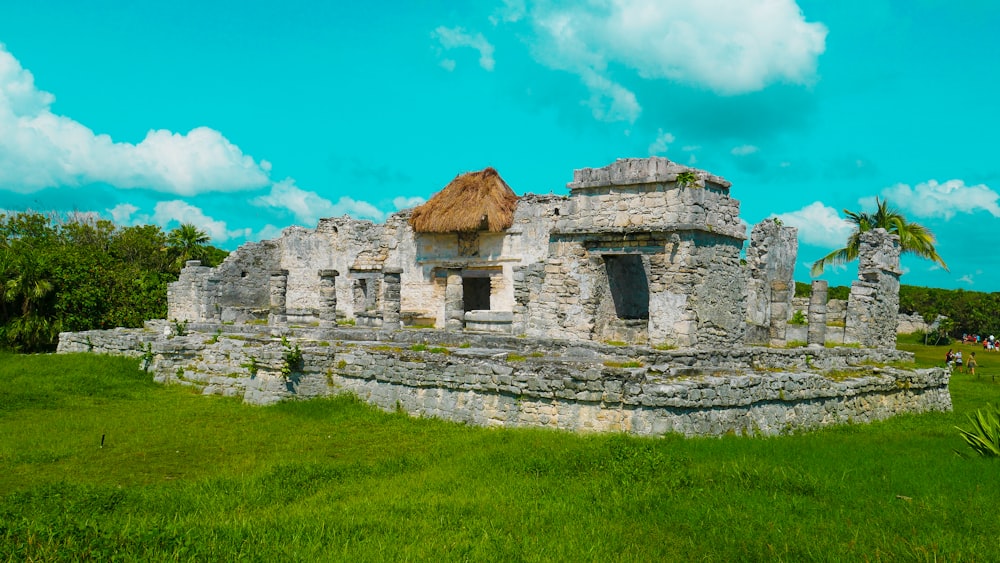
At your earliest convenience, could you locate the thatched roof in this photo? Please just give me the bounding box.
[409,167,519,233]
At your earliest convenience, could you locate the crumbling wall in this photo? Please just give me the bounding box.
[744,219,799,345]
[845,229,902,348]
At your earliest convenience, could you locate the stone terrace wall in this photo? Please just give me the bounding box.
[58,325,951,437]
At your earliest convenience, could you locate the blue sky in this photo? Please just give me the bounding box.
[1,0,998,290]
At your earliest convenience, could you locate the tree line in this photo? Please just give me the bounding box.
[0,211,226,352]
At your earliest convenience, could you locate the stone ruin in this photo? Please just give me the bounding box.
[57,157,950,436]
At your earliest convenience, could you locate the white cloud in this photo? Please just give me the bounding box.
[647,129,675,155]
[517,0,826,121]
[393,196,426,210]
[108,203,139,225]
[880,179,1000,220]
[152,200,250,243]
[491,0,526,25]
[0,43,271,195]
[432,27,496,71]
[254,224,286,242]
[252,179,385,225]
[731,144,760,156]
[773,201,853,248]
[958,274,974,285]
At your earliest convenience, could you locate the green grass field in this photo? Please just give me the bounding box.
[2,345,999,562]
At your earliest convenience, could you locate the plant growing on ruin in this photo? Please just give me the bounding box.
[955,404,1000,458]
[676,171,698,188]
[140,342,154,372]
[172,319,188,337]
[281,342,303,379]
[788,310,807,325]
[242,355,259,377]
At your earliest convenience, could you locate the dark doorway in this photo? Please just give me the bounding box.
[604,255,649,319]
[463,277,491,312]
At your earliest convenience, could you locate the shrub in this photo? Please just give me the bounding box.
[955,404,1000,458]
[788,310,807,325]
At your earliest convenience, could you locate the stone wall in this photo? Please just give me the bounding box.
[57,324,951,437]
[845,229,902,348]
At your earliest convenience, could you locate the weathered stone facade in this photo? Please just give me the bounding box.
[58,156,940,436]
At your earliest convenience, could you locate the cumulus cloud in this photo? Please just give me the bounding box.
[880,179,1000,220]
[393,196,426,210]
[152,200,251,243]
[731,144,759,156]
[773,201,853,248]
[252,179,385,226]
[958,274,974,285]
[0,43,271,195]
[432,27,496,71]
[648,129,675,155]
[516,0,826,121]
[108,203,139,225]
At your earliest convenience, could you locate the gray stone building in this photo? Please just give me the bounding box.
[166,157,895,350]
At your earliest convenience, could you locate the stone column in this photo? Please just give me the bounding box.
[318,269,339,328]
[807,280,828,348]
[202,276,222,321]
[445,268,465,331]
[768,280,790,347]
[845,229,902,348]
[268,269,289,326]
[381,267,402,330]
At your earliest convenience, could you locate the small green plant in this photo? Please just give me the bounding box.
[428,347,451,355]
[604,340,628,347]
[206,329,223,344]
[242,356,259,377]
[410,343,428,352]
[318,341,331,347]
[281,341,303,379]
[955,404,1000,458]
[785,340,807,348]
[652,343,676,351]
[772,217,783,227]
[172,319,189,337]
[459,342,472,348]
[676,171,698,187]
[788,310,807,325]
[85,336,94,352]
[337,359,347,370]
[175,367,184,379]
[506,353,526,362]
[336,318,356,326]
[139,343,154,372]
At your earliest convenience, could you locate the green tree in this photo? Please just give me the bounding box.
[166,223,211,269]
[810,197,948,276]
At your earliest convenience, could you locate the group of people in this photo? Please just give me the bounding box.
[946,348,978,375]
[962,333,999,351]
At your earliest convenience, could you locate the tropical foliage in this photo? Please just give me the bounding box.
[0,212,226,352]
[955,404,1000,457]
[810,197,947,276]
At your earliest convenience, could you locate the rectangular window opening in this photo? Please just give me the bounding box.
[463,277,491,312]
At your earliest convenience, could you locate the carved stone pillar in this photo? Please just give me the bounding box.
[318,269,339,328]
[807,280,828,348]
[445,269,464,331]
[768,280,790,347]
[382,267,402,330]
[268,269,289,326]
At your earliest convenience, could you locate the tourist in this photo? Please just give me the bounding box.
[955,350,963,370]
[968,352,978,376]
[946,348,954,368]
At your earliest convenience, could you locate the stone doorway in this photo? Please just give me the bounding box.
[604,254,649,320]
[463,277,491,312]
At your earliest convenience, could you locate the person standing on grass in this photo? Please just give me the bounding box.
[955,350,963,370]
[968,352,978,376]
[946,348,954,368]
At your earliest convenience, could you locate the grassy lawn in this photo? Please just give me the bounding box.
[2,347,999,562]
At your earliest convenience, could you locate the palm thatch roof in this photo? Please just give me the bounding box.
[409,167,519,233]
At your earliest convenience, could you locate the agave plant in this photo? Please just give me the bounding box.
[955,404,1000,458]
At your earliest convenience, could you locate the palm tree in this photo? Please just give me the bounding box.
[811,198,948,277]
[166,223,211,268]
